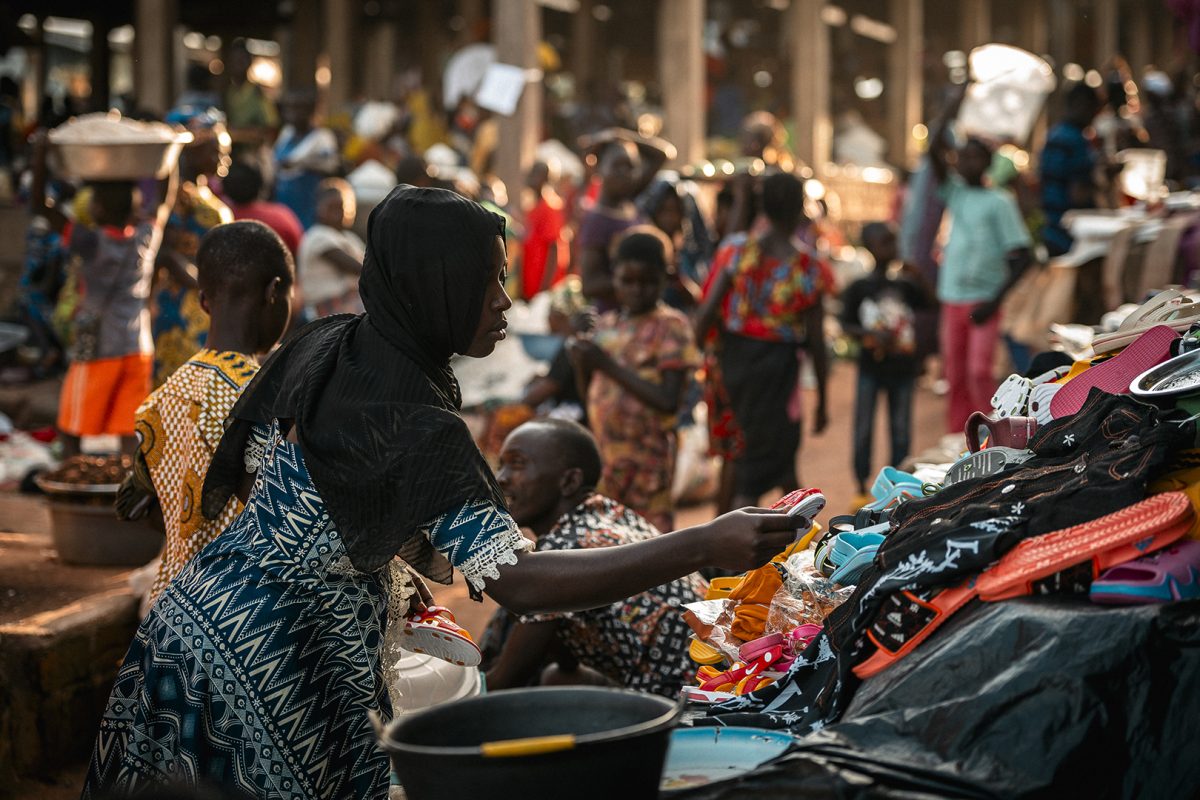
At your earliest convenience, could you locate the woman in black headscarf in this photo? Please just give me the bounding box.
[83,187,800,800]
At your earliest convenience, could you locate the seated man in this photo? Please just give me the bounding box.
[486,418,705,697]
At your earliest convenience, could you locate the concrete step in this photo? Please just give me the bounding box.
[0,586,138,786]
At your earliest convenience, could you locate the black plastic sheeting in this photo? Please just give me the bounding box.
[678,596,1200,799]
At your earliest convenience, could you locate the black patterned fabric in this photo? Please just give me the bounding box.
[203,186,507,580]
[521,495,706,697]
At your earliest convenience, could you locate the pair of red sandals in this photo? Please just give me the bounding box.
[694,624,824,696]
[854,491,1195,679]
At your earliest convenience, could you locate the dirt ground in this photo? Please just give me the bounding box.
[2,358,947,798]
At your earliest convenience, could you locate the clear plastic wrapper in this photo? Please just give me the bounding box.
[684,552,854,664]
[769,551,855,632]
[682,599,743,662]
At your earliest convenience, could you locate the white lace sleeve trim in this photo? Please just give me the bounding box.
[421,499,534,594]
[243,423,271,474]
[456,524,534,593]
[384,560,419,620]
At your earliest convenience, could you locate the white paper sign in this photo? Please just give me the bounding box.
[475,63,528,116]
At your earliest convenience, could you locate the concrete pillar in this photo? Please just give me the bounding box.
[25,20,45,123]
[1019,0,1049,56]
[1049,0,1076,75]
[658,0,705,166]
[89,19,112,112]
[322,0,354,111]
[1093,0,1118,68]
[172,24,188,106]
[364,21,398,100]
[887,0,923,170]
[288,0,320,89]
[134,0,176,115]
[572,0,596,103]
[788,0,831,170]
[417,1,444,100]
[25,17,48,123]
[1156,5,1177,68]
[960,0,990,51]
[1127,0,1151,78]
[1020,0,1050,155]
[460,0,487,44]
[494,0,542,200]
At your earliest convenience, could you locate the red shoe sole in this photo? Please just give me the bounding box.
[853,582,978,680]
[976,492,1193,602]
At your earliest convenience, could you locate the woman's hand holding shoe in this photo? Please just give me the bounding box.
[698,508,805,573]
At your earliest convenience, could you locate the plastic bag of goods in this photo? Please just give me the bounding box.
[958,44,1056,144]
[48,111,193,180]
[1117,149,1168,201]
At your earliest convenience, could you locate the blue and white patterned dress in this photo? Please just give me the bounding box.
[83,421,531,799]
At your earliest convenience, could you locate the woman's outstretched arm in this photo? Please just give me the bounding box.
[483,508,800,615]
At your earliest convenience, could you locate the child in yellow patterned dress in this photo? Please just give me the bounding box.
[567,226,700,532]
[117,220,294,610]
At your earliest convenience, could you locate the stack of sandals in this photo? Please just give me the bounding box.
[814,467,929,588]
[836,291,1200,676]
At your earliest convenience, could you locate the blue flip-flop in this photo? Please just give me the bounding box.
[830,541,882,586]
[862,481,922,513]
[826,530,886,586]
[869,466,922,502]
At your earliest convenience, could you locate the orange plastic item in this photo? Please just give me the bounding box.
[976,492,1193,601]
[735,674,775,695]
[705,576,742,600]
[727,561,784,641]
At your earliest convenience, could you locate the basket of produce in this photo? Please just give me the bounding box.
[48,111,193,180]
[35,455,162,566]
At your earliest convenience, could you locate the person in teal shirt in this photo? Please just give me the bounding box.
[929,84,1033,433]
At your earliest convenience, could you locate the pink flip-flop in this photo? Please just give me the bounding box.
[738,632,786,663]
[1049,325,1179,419]
[1090,539,1200,605]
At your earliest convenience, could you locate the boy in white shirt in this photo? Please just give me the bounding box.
[297,178,367,319]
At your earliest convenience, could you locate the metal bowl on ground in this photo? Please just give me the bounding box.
[381,686,681,799]
[34,475,162,566]
[517,332,564,362]
[388,649,482,719]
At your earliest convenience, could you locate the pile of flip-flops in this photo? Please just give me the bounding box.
[852,491,1197,679]
[699,291,1200,687]
[692,289,1200,740]
[683,488,855,702]
[688,623,822,701]
[972,288,1200,607]
[827,290,1200,678]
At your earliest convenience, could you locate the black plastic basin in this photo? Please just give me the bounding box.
[381,686,681,799]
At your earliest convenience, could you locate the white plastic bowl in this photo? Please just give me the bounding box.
[388,649,481,719]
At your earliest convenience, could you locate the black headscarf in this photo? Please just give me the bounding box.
[202,186,508,581]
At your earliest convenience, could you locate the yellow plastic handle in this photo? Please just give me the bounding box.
[480,734,577,758]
